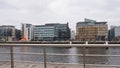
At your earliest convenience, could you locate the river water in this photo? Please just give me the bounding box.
[0,46,120,65]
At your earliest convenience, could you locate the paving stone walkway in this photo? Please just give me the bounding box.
[0,62,119,68]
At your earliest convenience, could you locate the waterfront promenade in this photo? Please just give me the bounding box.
[0,62,119,68]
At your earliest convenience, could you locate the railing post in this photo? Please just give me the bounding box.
[83,41,87,68]
[83,47,86,68]
[10,45,14,68]
[43,47,47,68]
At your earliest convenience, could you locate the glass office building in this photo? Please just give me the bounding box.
[33,23,70,41]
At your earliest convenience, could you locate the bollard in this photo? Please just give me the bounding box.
[70,41,72,44]
[105,41,108,45]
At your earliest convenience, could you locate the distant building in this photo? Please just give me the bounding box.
[15,29,21,40]
[108,26,120,41]
[33,25,55,41]
[21,23,33,41]
[76,19,108,41]
[33,23,70,41]
[0,25,16,41]
[71,30,75,40]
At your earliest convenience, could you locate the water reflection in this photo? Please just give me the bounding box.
[46,47,70,63]
[1,46,120,65]
[0,46,10,61]
[68,47,79,63]
[84,47,108,64]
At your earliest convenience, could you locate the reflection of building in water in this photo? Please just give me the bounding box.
[84,48,108,64]
[19,46,32,61]
[46,47,70,63]
[68,47,78,63]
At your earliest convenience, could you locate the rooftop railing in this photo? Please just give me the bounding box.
[0,42,120,68]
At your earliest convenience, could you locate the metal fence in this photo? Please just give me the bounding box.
[0,42,120,68]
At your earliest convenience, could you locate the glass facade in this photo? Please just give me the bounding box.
[33,23,70,41]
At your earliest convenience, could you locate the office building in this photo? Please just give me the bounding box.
[76,19,108,41]
[33,23,70,41]
[109,26,120,41]
[0,25,16,41]
[21,23,33,41]
[15,29,21,41]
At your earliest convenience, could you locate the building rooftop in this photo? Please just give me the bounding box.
[0,25,15,27]
[77,19,107,27]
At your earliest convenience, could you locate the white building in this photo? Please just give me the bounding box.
[22,23,33,41]
[71,30,75,40]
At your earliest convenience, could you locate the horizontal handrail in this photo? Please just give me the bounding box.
[1,52,120,57]
[0,44,120,47]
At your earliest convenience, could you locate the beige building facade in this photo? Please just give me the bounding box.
[76,19,108,41]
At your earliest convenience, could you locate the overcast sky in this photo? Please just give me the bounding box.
[0,0,120,30]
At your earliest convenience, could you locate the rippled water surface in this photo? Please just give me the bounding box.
[0,46,120,65]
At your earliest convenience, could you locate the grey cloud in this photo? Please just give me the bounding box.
[0,0,120,30]
[0,1,15,9]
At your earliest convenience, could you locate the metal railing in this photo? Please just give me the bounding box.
[0,42,120,68]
